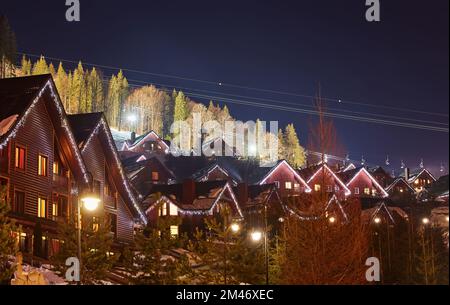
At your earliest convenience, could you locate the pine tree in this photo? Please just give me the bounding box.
[31,56,49,75]
[0,186,18,284]
[51,214,116,284]
[174,91,188,122]
[188,208,265,284]
[20,55,32,76]
[0,15,17,78]
[89,68,103,112]
[106,74,118,127]
[284,124,306,168]
[123,217,191,285]
[48,63,56,78]
[54,63,69,109]
[68,62,85,114]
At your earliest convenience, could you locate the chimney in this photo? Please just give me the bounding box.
[404,167,410,180]
[130,131,136,143]
[236,183,249,207]
[182,179,196,205]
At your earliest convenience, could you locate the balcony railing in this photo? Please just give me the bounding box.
[52,174,69,193]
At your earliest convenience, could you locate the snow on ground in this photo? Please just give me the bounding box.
[110,128,133,150]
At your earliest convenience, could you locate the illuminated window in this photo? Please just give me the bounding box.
[372,189,377,196]
[38,155,48,176]
[151,171,159,181]
[53,161,59,175]
[274,181,280,188]
[427,179,431,184]
[160,203,168,216]
[15,146,26,170]
[354,187,360,195]
[399,188,404,193]
[414,180,419,185]
[169,203,178,216]
[326,185,332,192]
[314,184,321,192]
[38,197,47,218]
[170,225,179,237]
[92,217,99,232]
[364,188,370,195]
[285,182,292,189]
[52,202,58,218]
[294,183,300,189]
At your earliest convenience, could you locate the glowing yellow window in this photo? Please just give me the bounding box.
[38,197,47,218]
[414,180,419,185]
[314,184,321,192]
[285,182,292,189]
[38,155,48,176]
[152,171,159,181]
[170,225,179,237]
[53,161,59,175]
[364,188,371,195]
[169,203,178,216]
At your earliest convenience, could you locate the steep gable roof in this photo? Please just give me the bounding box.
[0,74,89,183]
[385,177,416,193]
[68,113,147,224]
[144,180,243,217]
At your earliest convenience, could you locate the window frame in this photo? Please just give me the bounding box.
[38,196,47,218]
[38,154,49,177]
[14,144,27,171]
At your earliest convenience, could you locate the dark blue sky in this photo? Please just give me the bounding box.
[1,0,448,175]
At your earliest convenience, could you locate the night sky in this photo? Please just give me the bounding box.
[1,0,448,175]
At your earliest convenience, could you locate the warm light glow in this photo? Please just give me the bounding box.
[278,217,285,223]
[374,217,381,224]
[422,217,430,225]
[81,196,100,211]
[230,223,240,233]
[329,216,336,224]
[251,231,263,242]
[445,216,449,222]
[127,114,137,123]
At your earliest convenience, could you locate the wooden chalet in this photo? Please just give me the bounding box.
[0,75,90,259]
[337,166,389,200]
[142,180,243,235]
[67,113,147,246]
[120,130,170,155]
[401,167,437,193]
[298,163,351,200]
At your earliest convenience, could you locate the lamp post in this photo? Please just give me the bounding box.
[77,177,101,284]
[251,228,268,285]
[421,217,430,285]
[224,221,240,285]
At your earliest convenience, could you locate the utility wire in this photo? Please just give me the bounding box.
[19,52,449,118]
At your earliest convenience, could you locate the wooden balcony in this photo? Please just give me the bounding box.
[52,174,69,194]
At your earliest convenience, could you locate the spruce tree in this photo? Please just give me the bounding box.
[173,91,188,122]
[54,63,68,109]
[0,186,18,284]
[20,55,32,76]
[31,55,49,75]
[51,214,116,284]
[284,124,306,168]
[0,15,16,78]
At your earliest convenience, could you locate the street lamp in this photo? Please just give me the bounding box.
[251,231,262,242]
[230,223,240,233]
[77,178,101,284]
[328,216,336,224]
[374,217,381,224]
[422,217,430,225]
